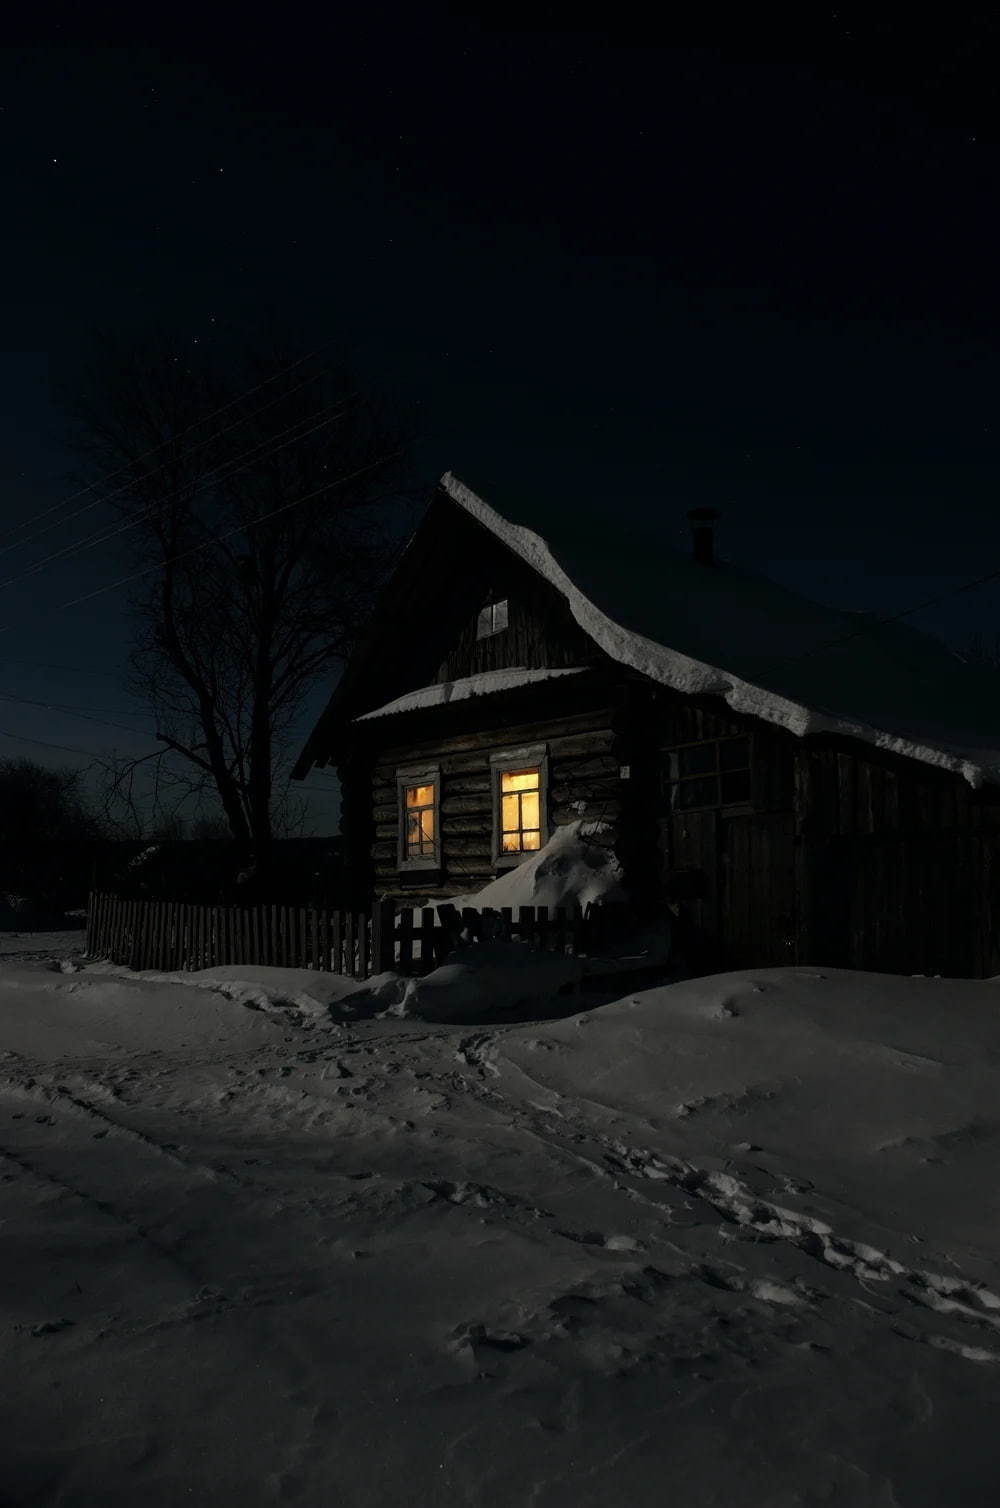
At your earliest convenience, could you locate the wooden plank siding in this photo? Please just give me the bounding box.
[365,698,620,899]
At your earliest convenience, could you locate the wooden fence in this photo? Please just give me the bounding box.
[84,892,628,979]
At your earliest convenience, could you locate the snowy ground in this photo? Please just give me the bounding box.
[4,935,1000,1505]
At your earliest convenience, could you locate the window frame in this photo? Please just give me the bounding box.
[396,762,441,871]
[662,735,753,813]
[476,597,510,640]
[490,744,549,867]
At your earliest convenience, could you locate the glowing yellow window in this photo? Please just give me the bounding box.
[499,768,541,853]
[404,783,436,858]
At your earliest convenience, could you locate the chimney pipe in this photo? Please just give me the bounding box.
[687,507,720,566]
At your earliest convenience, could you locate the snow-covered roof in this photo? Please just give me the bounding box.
[354,666,587,722]
[441,472,1000,787]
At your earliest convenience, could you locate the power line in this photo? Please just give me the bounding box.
[4,449,403,632]
[0,729,133,765]
[0,394,358,598]
[0,658,127,679]
[0,342,332,552]
[0,363,340,569]
[0,689,153,735]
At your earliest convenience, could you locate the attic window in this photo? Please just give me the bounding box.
[664,736,751,811]
[476,598,509,639]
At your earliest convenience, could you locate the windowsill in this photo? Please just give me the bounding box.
[398,858,441,872]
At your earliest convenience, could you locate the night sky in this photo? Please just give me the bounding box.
[2,13,999,832]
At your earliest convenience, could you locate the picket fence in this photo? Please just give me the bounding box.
[84,892,627,979]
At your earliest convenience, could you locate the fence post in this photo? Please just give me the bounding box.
[345,911,356,978]
[419,908,436,975]
[397,907,413,974]
[371,898,396,974]
[518,905,536,948]
[84,892,96,958]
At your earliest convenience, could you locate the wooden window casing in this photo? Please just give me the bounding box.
[476,598,509,640]
[396,764,441,871]
[490,744,549,866]
[663,735,752,812]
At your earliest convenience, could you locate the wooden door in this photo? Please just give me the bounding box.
[719,811,796,968]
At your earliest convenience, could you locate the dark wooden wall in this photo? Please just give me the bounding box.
[651,688,1000,978]
[369,705,620,899]
[794,740,1000,977]
[435,551,595,681]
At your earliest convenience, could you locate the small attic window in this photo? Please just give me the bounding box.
[476,598,509,639]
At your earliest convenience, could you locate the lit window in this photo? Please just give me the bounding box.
[499,767,541,852]
[664,737,751,810]
[404,782,436,858]
[476,598,509,639]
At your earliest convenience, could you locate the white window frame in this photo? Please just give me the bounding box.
[490,744,548,868]
[396,762,441,871]
[476,598,509,639]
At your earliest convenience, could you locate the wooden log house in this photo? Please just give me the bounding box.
[293,473,1000,977]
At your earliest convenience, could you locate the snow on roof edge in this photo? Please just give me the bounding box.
[355,666,587,722]
[439,471,999,788]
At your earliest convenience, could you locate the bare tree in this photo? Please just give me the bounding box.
[65,333,413,885]
[962,630,1000,673]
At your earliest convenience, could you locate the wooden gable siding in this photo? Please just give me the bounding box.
[433,531,597,683]
[302,496,599,771]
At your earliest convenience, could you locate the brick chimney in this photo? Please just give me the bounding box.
[687,507,720,566]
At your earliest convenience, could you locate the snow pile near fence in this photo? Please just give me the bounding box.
[438,819,626,913]
[367,939,583,1022]
[83,958,379,1019]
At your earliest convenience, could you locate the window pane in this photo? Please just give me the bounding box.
[521,830,541,850]
[405,783,434,807]
[420,809,435,840]
[720,737,750,771]
[501,793,520,831]
[678,743,716,776]
[501,832,521,853]
[476,606,493,639]
[493,598,509,630]
[720,769,751,805]
[501,768,539,792]
[520,791,540,828]
[676,775,718,809]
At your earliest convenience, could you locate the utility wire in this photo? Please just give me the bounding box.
[0,690,153,736]
[2,449,403,631]
[0,343,331,551]
[0,394,358,597]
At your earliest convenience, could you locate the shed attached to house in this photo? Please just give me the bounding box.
[294,472,1000,977]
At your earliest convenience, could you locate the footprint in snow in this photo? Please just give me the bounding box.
[556,1230,643,1252]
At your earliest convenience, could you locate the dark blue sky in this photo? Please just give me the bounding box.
[1,13,999,831]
